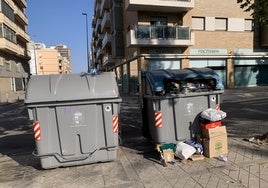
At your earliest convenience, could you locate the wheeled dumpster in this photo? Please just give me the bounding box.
[25,72,122,169]
[141,68,224,144]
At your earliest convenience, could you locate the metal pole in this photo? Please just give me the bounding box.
[82,13,90,73]
[34,43,38,75]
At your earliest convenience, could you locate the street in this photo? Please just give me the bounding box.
[0,87,267,188]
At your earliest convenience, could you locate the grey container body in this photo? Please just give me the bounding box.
[143,91,223,144]
[141,68,224,144]
[25,72,122,169]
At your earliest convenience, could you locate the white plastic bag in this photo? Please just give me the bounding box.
[175,142,196,160]
[201,108,227,122]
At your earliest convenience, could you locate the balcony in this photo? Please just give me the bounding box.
[101,11,110,33]
[95,18,102,33]
[100,0,110,17]
[16,26,30,42]
[96,47,104,59]
[127,25,194,47]
[125,0,194,12]
[92,15,97,27]
[102,54,115,67]
[92,28,96,39]
[94,1,101,18]
[96,34,103,47]
[0,38,30,59]
[0,38,18,54]
[14,0,27,8]
[0,14,16,31]
[102,32,111,49]
[14,7,28,25]
[92,46,98,55]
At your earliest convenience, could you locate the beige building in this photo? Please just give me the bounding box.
[0,0,30,102]
[28,42,72,75]
[52,44,72,73]
[91,0,268,93]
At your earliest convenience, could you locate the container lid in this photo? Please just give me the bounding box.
[25,72,120,104]
[142,68,224,92]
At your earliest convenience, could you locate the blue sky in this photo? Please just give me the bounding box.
[27,0,93,73]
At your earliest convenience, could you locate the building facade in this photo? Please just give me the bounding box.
[52,44,72,73]
[0,0,30,102]
[91,0,268,93]
[28,42,72,75]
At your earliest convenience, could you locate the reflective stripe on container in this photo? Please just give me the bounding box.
[33,121,41,141]
[112,115,119,133]
[155,111,162,128]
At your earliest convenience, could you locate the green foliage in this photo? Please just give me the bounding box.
[237,0,268,25]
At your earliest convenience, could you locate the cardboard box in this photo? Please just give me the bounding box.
[162,149,175,162]
[203,134,228,158]
[202,126,227,138]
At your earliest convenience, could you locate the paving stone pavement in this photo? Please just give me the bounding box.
[0,87,267,188]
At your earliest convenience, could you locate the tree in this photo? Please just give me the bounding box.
[237,0,268,25]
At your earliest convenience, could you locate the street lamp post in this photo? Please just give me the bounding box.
[33,43,38,75]
[82,13,90,73]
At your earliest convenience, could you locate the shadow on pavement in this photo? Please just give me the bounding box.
[119,95,163,165]
[0,101,41,169]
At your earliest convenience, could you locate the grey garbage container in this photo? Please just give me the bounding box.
[25,72,122,169]
[141,68,224,144]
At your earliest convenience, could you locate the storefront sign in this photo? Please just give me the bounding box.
[190,49,227,55]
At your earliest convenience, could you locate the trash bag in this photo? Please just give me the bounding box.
[175,142,196,160]
[201,108,227,122]
[185,139,203,155]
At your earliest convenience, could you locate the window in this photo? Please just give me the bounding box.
[192,17,205,30]
[245,19,253,31]
[15,62,21,72]
[150,16,167,26]
[5,60,11,71]
[0,24,16,43]
[1,0,15,22]
[215,18,227,31]
[150,16,167,39]
[0,57,3,66]
[15,78,24,91]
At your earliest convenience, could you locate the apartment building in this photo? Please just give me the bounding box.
[91,0,268,93]
[51,44,72,73]
[0,0,30,102]
[28,42,72,75]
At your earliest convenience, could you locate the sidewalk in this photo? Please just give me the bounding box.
[0,87,267,188]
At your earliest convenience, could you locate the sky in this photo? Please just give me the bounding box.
[27,0,94,73]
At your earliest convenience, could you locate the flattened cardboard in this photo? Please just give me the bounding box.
[190,154,205,161]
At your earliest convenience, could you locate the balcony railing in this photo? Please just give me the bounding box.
[134,25,190,40]
[101,11,110,32]
[100,0,110,17]
[102,32,111,49]
[102,54,115,66]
